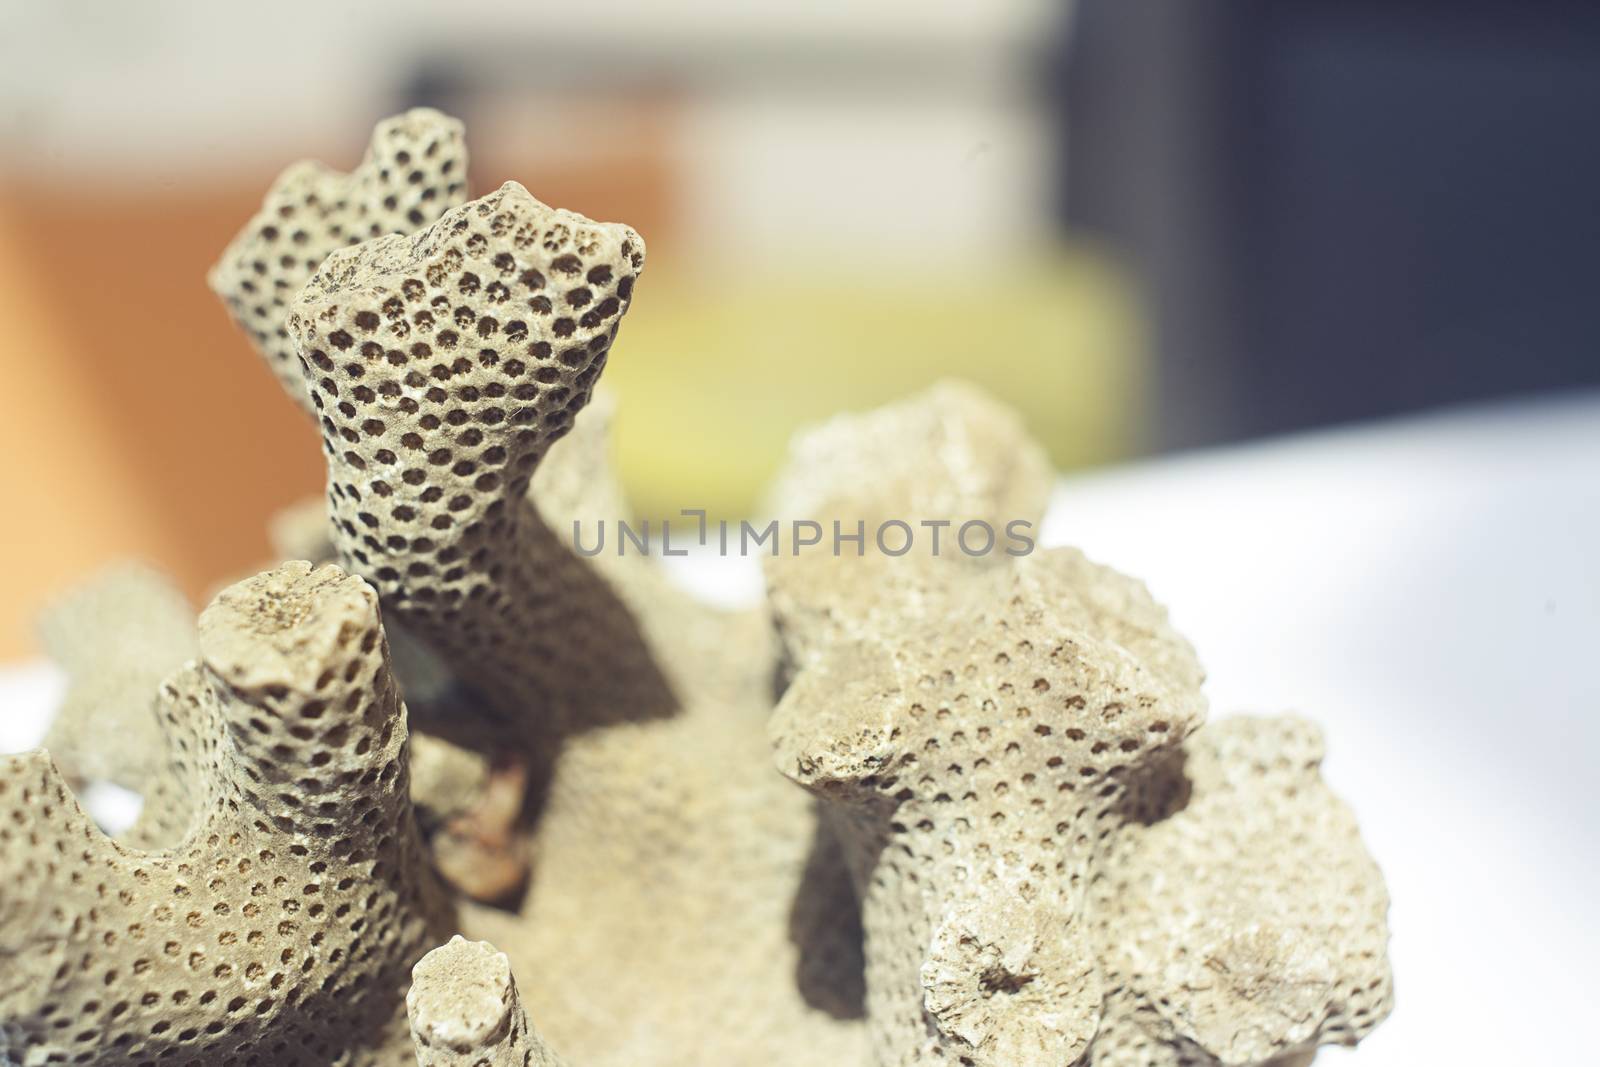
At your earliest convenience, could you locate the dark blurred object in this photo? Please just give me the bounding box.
[1062,1,1600,449]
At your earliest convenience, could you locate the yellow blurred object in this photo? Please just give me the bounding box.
[604,245,1145,519]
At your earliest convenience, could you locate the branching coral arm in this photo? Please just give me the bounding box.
[0,561,452,1066]
[211,109,469,413]
[286,181,670,745]
[408,936,567,1067]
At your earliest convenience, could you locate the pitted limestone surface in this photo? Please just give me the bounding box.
[0,562,452,1066]
[210,109,468,411]
[408,936,566,1066]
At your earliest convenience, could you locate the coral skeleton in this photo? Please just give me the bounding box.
[0,111,1392,1067]
[407,937,565,1067]
[209,109,469,411]
[1,562,452,1065]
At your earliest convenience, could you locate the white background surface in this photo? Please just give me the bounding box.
[4,391,1596,1064]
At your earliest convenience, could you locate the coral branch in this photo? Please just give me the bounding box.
[0,561,451,1066]
[1088,717,1394,1064]
[408,936,566,1066]
[284,181,668,745]
[210,109,468,412]
[764,383,1390,1067]
[770,548,1206,1066]
[763,380,1054,672]
[253,135,866,1067]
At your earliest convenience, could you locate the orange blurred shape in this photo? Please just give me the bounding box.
[0,183,325,657]
[0,99,681,659]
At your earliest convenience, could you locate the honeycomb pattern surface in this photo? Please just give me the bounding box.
[769,547,1209,1066]
[763,383,1390,1066]
[1087,717,1394,1065]
[286,180,665,742]
[280,174,865,1067]
[0,562,453,1066]
[210,109,468,411]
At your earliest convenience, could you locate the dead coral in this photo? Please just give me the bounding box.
[285,179,666,743]
[252,149,862,1066]
[408,936,566,1067]
[1088,717,1394,1064]
[763,383,1389,1066]
[0,561,452,1066]
[769,547,1208,1066]
[210,108,468,411]
[2,110,1393,1067]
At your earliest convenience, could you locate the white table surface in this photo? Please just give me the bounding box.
[5,390,1597,1065]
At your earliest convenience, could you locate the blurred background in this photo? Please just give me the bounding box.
[1,0,1597,655]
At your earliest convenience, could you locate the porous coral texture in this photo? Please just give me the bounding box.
[285,179,666,742]
[763,380,1055,676]
[282,173,867,1066]
[769,547,1208,1066]
[1087,717,1394,1065]
[210,109,468,411]
[764,385,1391,1066]
[0,561,453,1066]
[1,112,1394,1067]
[408,936,566,1066]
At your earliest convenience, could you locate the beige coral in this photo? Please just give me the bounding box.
[221,120,660,903]
[763,383,1390,1066]
[769,548,1209,1066]
[1,111,1395,1067]
[274,164,865,1067]
[209,108,468,411]
[1088,716,1394,1065]
[408,936,566,1067]
[284,179,666,744]
[0,561,452,1066]
[763,380,1055,676]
